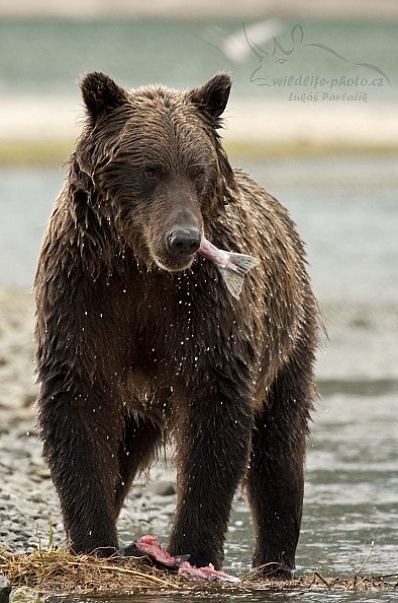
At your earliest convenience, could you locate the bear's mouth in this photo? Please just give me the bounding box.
[150,227,202,272]
[154,251,197,273]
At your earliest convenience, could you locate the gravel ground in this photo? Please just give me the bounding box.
[1,287,397,554]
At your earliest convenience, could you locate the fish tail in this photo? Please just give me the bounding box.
[217,252,261,299]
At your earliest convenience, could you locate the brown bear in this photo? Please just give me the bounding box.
[34,71,319,576]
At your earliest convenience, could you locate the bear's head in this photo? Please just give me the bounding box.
[72,72,235,273]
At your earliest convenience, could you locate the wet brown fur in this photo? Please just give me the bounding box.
[35,72,320,574]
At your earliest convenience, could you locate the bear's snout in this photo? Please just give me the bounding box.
[166,228,201,257]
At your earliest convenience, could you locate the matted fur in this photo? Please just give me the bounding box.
[35,72,320,575]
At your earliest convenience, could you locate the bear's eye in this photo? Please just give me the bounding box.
[144,167,160,180]
[193,170,206,190]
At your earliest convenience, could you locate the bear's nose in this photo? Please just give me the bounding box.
[166,228,201,256]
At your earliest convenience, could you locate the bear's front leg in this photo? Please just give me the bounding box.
[247,345,314,577]
[38,381,122,556]
[168,381,253,569]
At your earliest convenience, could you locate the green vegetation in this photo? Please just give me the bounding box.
[0,139,74,166]
[1,138,398,166]
[225,139,398,160]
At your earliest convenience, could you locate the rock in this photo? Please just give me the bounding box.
[10,587,45,603]
[148,481,176,497]
[0,576,11,603]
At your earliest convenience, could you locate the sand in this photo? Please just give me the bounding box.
[1,96,398,151]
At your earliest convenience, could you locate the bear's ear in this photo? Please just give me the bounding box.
[188,73,232,122]
[80,72,128,118]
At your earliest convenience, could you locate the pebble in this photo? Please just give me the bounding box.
[0,577,11,603]
[10,587,45,603]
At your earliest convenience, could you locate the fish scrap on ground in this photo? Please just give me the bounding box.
[117,535,240,583]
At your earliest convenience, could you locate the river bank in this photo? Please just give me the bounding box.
[1,97,398,167]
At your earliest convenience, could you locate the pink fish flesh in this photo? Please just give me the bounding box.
[135,535,179,568]
[178,560,240,583]
[198,237,260,299]
[132,535,239,582]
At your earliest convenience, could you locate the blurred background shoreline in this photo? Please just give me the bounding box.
[1,0,398,19]
[0,2,397,165]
